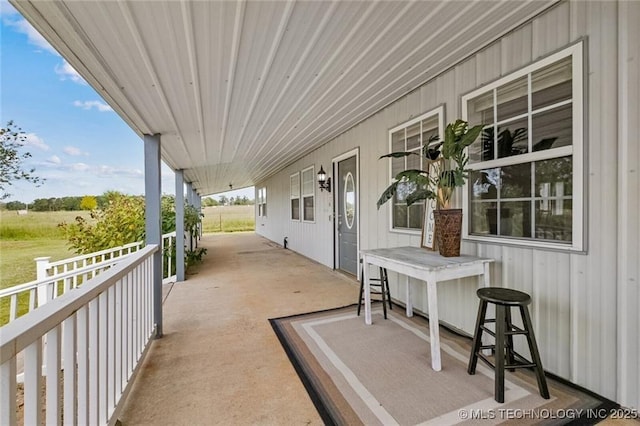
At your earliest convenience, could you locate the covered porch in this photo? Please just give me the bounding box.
[119,232,359,424]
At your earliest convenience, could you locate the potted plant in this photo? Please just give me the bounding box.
[377,119,484,256]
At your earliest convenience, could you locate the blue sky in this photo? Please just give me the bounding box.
[0,2,252,203]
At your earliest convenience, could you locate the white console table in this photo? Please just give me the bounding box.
[360,246,494,371]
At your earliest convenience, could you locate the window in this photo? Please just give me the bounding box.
[257,187,267,217]
[462,42,584,250]
[388,106,444,232]
[301,166,315,222]
[290,172,300,221]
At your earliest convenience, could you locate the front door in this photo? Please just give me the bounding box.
[336,156,358,276]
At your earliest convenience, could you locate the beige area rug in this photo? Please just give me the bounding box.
[270,305,616,426]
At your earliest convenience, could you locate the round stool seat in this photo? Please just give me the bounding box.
[477,287,531,306]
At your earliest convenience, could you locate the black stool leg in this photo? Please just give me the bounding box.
[379,267,387,319]
[382,268,392,311]
[495,305,506,403]
[505,306,515,372]
[467,300,488,375]
[520,306,550,399]
[357,265,364,316]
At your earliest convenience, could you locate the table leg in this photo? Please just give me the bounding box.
[363,256,372,325]
[426,275,441,371]
[405,275,413,317]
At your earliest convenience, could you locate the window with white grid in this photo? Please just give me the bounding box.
[290,172,300,221]
[462,42,584,251]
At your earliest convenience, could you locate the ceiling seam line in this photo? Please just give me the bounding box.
[247,0,425,169]
[236,0,341,160]
[252,0,546,179]
[180,0,207,172]
[284,0,525,158]
[242,0,379,167]
[228,0,296,161]
[117,0,194,163]
[217,0,247,165]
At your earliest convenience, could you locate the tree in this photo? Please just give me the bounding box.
[203,197,219,207]
[60,192,145,254]
[0,121,44,199]
[80,195,98,210]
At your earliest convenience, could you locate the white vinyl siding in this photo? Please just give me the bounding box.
[301,166,315,222]
[388,106,444,233]
[290,173,300,221]
[462,42,584,252]
[256,2,639,409]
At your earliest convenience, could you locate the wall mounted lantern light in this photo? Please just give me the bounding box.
[317,165,331,192]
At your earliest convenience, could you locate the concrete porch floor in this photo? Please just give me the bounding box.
[118,233,359,425]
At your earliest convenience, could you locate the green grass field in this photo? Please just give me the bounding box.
[0,210,87,325]
[0,206,254,288]
[201,205,255,233]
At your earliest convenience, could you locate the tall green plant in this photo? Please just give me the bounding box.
[377,119,484,210]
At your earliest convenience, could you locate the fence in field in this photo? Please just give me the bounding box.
[0,232,176,325]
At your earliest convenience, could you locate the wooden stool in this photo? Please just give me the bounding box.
[467,287,550,403]
[356,262,392,319]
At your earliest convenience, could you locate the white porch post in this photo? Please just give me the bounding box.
[35,256,51,306]
[185,182,194,251]
[144,133,163,338]
[175,170,185,282]
[186,182,193,206]
[196,195,202,238]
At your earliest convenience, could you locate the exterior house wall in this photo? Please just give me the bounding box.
[256,1,639,409]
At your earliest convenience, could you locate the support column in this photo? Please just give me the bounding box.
[144,134,163,338]
[175,170,185,282]
[197,195,202,238]
[186,182,193,206]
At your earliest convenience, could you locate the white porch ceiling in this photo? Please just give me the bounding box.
[12,0,557,195]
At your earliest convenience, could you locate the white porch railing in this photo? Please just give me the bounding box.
[0,232,177,325]
[0,245,158,426]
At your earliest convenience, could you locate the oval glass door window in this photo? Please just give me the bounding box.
[344,172,355,229]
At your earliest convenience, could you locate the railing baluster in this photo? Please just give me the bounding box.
[0,358,17,425]
[9,294,17,321]
[77,306,89,424]
[115,278,123,399]
[63,315,77,426]
[46,324,62,425]
[88,299,99,425]
[127,271,134,378]
[107,284,116,415]
[24,339,43,425]
[29,288,36,312]
[99,292,108,423]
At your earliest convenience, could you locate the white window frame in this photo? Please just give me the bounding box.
[290,172,300,221]
[301,165,315,223]
[387,105,445,234]
[257,187,267,217]
[461,41,584,252]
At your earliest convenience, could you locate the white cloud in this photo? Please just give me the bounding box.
[71,163,91,172]
[47,155,61,164]
[73,100,113,112]
[3,15,58,55]
[97,165,143,179]
[55,61,85,84]
[0,2,18,17]
[21,132,50,151]
[63,146,89,156]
